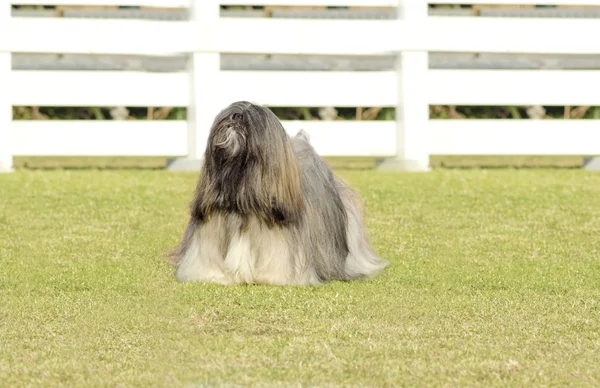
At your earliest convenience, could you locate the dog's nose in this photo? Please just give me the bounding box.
[232,113,243,121]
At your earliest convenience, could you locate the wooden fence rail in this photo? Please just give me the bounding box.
[1,0,600,172]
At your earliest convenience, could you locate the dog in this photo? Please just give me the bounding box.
[168,101,388,286]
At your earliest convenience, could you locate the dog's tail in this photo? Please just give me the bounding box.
[295,129,311,143]
[337,179,390,279]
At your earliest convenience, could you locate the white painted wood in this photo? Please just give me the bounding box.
[6,0,600,164]
[195,18,393,55]
[10,71,190,107]
[289,120,600,157]
[429,120,600,156]
[392,0,429,171]
[1,18,192,56]
[187,0,220,160]
[0,2,11,172]
[413,17,600,55]
[11,121,188,156]
[428,70,600,106]
[215,71,396,107]
[196,17,600,55]
[193,17,600,56]
[11,0,397,5]
[0,17,398,56]
[9,70,397,107]
[432,0,600,4]
[15,0,600,5]
[204,18,397,56]
[12,0,191,6]
[219,72,395,108]
[281,121,396,157]
[10,120,396,157]
[219,0,396,6]
[13,69,600,110]
[6,17,600,56]
[12,119,600,158]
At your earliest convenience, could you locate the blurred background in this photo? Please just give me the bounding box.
[7,2,600,169]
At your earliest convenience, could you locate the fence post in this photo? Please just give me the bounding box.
[0,2,12,173]
[167,0,220,171]
[378,0,430,172]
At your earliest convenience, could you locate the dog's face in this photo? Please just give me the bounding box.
[198,101,304,225]
[208,101,285,162]
[211,109,248,159]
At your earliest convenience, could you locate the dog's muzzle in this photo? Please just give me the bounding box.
[214,125,245,157]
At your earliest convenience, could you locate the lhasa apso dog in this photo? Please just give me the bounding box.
[169,101,388,286]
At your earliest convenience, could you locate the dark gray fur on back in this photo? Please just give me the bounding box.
[289,134,350,281]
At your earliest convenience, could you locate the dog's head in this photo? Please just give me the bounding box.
[197,101,305,224]
[208,101,290,162]
[209,104,248,159]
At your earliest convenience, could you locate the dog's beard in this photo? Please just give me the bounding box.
[213,125,245,158]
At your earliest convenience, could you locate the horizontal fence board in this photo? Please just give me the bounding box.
[281,120,396,156]
[12,0,191,6]
[1,18,193,56]
[12,69,600,107]
[13,119,600,157]
[10,70,396,107]
[197,17,600,55]
[220,0,396,6]
[11,0,396,6]
[432,0,600,4]
[418,17,600,55]
[5,17,600,55]
[222,71,395,107]
[10,71,190,107]
[14,0,600,5]
[11,120,188,156]
[1,18,398,56]
[10,120,396,157]
[428,70,600,106]
[429,120,600,155]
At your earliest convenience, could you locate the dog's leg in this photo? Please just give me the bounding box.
[228,217,321,286]
[223,232,257,284]
[174,216,235,285]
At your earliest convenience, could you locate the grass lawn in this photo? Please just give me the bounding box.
[1,167,599,386]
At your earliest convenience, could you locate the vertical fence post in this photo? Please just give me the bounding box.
[167,0,220,171]
[378,0,430,172]
[0,2,12,173]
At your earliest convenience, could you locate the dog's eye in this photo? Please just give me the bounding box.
[232,113,243,121]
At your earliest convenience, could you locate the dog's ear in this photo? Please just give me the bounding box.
[263,158,304,225]
[295,129,311,144]
[256,137,305,225]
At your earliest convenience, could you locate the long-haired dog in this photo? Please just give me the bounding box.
[168,101,388,286]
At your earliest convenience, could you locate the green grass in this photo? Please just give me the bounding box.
[1,168,599,387]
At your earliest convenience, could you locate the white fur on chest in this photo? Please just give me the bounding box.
[223,233,256,283]
[176,214,319,286]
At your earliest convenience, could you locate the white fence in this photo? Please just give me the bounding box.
[2,0,600,172]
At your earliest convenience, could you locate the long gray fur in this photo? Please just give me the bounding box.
[168,101,389,286]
